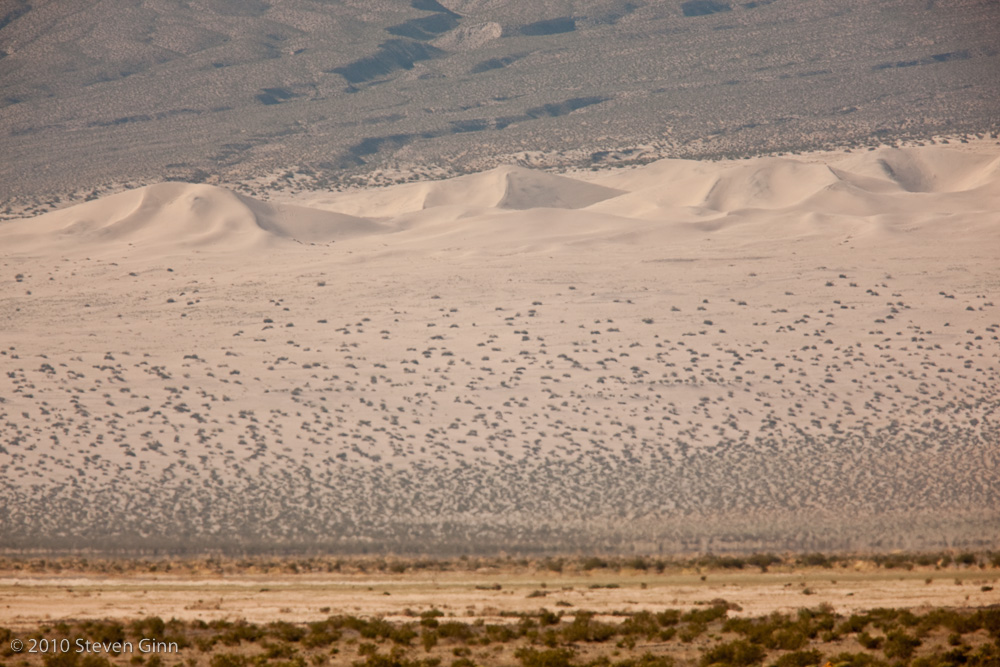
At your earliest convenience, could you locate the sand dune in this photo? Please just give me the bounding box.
[7,146,993,258]
[0,183,381,256]
[1,144,998,553]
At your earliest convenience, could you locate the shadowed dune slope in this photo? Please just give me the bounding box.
[0,183,382,255]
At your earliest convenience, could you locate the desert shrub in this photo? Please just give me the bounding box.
[420,611,444,628]
[772,629,809,651]
[563,612,616,643]
[827,652,888,667]
[485,625,516,643]
[875,555,914,571]
[436,622,474,642]
[219,621,265,645]
[390,625,418,646]
[800,607,836,635]
[724,615,807,650]
[515,647,576,667]
[130,617,165,640]
[700,640,766,667]
[773,650,823,667]
[680,624,708,642]
[262,640,298,659]
[798,554,833,569]
[43,653,80,667]
[704,556,747,570]
[303,621,342,648]
[363,619,397,641]
[857,633,882,650]
[683,604,729,625]
[81,621,126,645]
[197,636,219,651]
[748,554,782,572]
[614,654,675,667]
[421,630,438,652]
[937,647,974,667]
[837,615,870,635]
[620,612,661,639]
[972,609,1000,639]
[882,631,921,660]
[270,621,306,642]
[539,610,561,627]
[625,558,650,571]
[351,647,441,667]
[866,608,917,631]
[80,657,112,667]
[545,559,565,573]
[267,658,306,667]
[211,654,249,667]
[582,558,610,571]
[657,611,682,627]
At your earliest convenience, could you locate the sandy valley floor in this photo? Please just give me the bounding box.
[1,568,998,629]
[1,143,998,554]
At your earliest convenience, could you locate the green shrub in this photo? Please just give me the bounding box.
[582,558,610,571]
[700,640,766,667]
[436,622,474,642]
[620,612,661,639]
[682,605,728,625]
[748,555,782,572]
[657,611,682,627]
[772,629,808,651]
[680,624,707,642]
[563,613,616,643]
[351,647,441,667]
[81,621,126,646]
[798,554,836,568]
[130,617,166,641]
[43,653,80,667]
[269,622,306,643]
[773,650,823,667]
[219,621,265,645]
[485,625,516,643]
[837,615,869,635]
[828,651,889,667]
[303,622,342,648]
[210,653,249,667]
[262,640,298,659]
[515,647,576,667]
[81,657,113,667]
[882,631,921,661]
[613,654,675,667]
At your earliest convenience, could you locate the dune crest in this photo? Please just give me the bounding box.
[1,145,998,259]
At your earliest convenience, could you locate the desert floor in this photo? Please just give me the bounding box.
[1,566,998,629]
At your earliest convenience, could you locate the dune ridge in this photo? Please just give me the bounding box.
[4,146,998,257]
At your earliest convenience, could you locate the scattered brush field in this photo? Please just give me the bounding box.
[3,601,1000,667]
